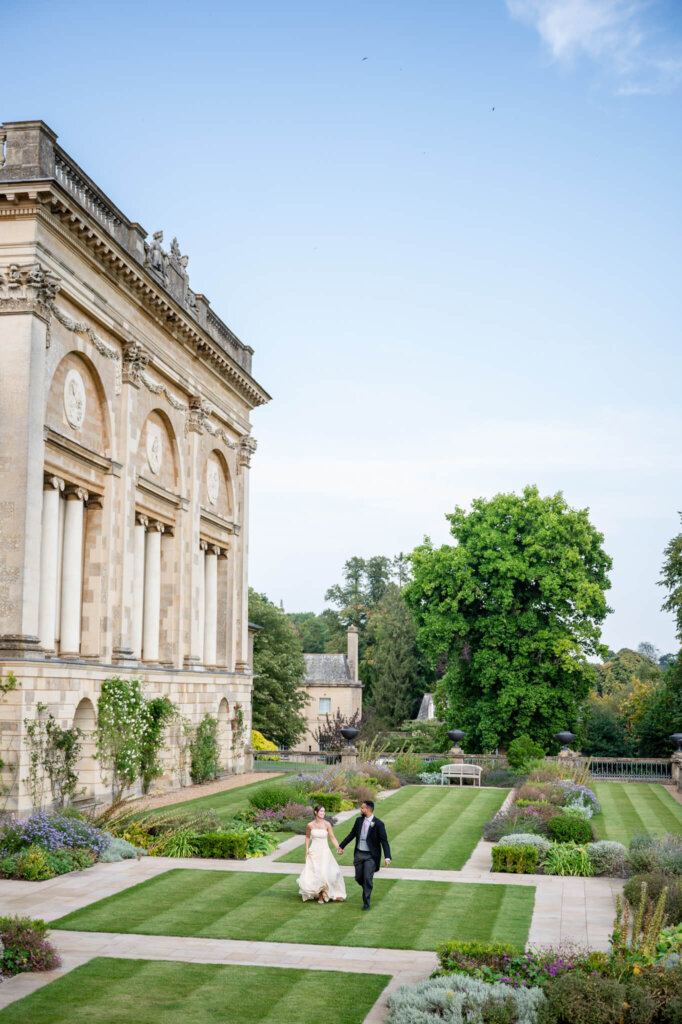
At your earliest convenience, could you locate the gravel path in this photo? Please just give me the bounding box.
[124,772,283,812]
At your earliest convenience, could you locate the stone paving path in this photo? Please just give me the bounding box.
[0,788,625,1022]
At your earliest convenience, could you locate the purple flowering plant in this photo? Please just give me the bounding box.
[0,812,110,857]
[439,941,607,988]
[559,781,600,814]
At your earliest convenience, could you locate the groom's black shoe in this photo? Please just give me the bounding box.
[362,905,370,911]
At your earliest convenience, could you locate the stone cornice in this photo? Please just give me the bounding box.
[0,180,271,410]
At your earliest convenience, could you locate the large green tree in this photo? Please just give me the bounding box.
[404,486,612,751]
[248,589,308,748]
[366,585,421,727]
[660,513,682,642]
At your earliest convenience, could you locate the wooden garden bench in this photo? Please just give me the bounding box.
[440,763,482,787]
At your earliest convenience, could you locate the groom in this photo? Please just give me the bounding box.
[338,800,391,911]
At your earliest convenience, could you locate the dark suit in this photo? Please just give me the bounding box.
[339,815,391,909]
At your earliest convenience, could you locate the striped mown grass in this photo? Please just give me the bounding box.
[52,868,535,951]
[278,784,508,870]
[0,958,390,1024]
[591,782,682,844]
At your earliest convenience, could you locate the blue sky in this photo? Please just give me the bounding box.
[5,0,681,653]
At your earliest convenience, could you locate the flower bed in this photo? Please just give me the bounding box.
[0,811,111,881]
[390,912,682,1024]
[483,761,624,878]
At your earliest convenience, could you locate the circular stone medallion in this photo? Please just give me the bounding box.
[64,369,86,429]
[207,459,220,505]
[146,423,163,475]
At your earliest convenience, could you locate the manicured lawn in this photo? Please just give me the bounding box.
[591,783,682,844]
[0,958,389,1024]
[278,785,508,870]
[53,868,534,950]
[147,774,290,826]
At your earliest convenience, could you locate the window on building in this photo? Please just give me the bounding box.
[319,697,331,715]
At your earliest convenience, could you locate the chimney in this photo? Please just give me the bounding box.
[347,625,359,681]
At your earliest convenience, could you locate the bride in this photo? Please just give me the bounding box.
[297,804,346,903]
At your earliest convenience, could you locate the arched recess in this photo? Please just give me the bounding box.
[136,409,182,496]
[134,410,184,667]
[45,350,111,458]
[73,698,97,799]
[202,449,234,521]
[217,697,230,769]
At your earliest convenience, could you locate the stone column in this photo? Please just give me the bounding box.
[235,438,256,672]
[204,544,219,668]
[38,476,64,652]
[142,521,163,663]
[0,294,52,655]
[132,514,148,660]
[60,487,88,656]
[197,540,206,664]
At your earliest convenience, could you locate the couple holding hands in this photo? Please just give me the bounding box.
[297,799,391,911]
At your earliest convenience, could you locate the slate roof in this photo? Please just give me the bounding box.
[303,653,352,683]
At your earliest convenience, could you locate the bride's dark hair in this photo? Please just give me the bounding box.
[313,804,325,815]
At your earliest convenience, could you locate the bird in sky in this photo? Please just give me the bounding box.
[362,56,368,61]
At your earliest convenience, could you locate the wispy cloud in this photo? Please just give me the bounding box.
[505,0,682,94]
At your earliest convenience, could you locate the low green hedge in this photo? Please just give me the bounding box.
[308,791,344,813]
[194,831,249,859]
[491,844,538,874]
[437,939,521,974]
[548,814,593,845]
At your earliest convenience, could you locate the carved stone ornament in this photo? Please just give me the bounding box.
[143,231,198,319]
[0,261,61,325]
[207,459,220,505]
[64,368,86,429]
[238,436,258,468]
[122,340,149,387]
[146,422,163,475]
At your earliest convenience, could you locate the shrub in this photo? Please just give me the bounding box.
[360,762,401,790]
[437,939,521,975]
[158,828,200,858]
[45,847,95,875]
[251,729,278,752]
[13,845,54,881]
[543,844,593,877]
[560,804,593,822]
[627,832,682,876]
[501,834,552,857]
[99,836,145,862]
[419,758,451,774]
[392,751,425,781]
[547,815,593,845]
[507,736,546,773]
[0,916,61,976]
[587,840,627,878]
[418,771,442,785]
[345,784,377,804]
[189,714,220,784]
[535,971,655,1024]
[483,809,549,843]
[623,872,682,926]
[386,974,545,1024]
[557,781,600,815]
[308,791,344,813]
[194,831,249,859]
[492,845,539,874]
[248,783,306,811]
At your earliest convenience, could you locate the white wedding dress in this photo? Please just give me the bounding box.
[297,827,347,902]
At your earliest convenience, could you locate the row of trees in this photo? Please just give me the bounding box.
[250,493,682,757]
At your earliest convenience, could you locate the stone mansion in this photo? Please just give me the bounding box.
[0,120,270,812]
